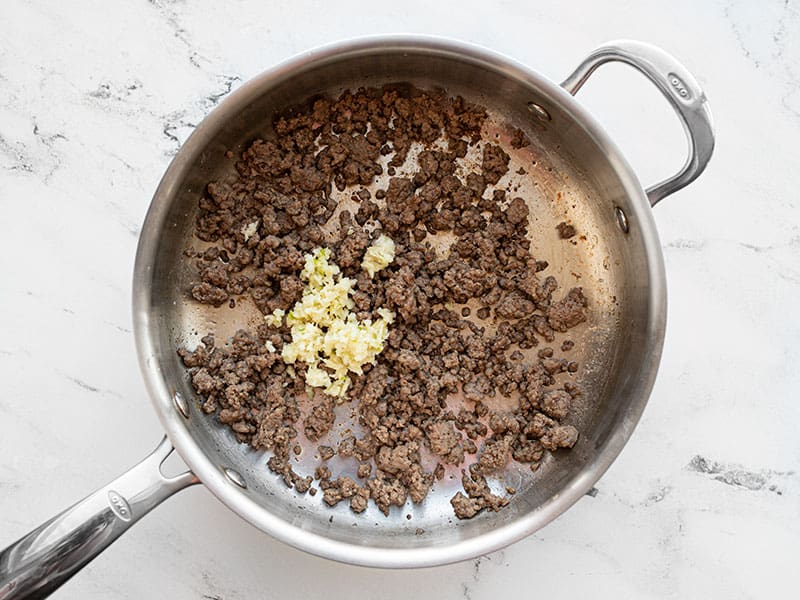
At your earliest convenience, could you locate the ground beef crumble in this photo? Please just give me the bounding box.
[556,221,576,239]
[177,85,588,520]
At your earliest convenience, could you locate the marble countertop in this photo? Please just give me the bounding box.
[1,0,798,598]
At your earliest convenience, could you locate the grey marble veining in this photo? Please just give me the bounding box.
[1,0,798,598]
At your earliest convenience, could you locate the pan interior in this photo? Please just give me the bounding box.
[137,43,660,556]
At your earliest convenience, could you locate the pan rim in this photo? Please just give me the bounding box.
[132,33,667,568]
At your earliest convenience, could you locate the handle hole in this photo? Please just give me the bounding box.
[571,63,686,191]
[159,447,192,479]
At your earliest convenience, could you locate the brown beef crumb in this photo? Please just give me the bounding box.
[450,492,483,519]
[556,221,576,239]
[510,128,530,149]
[178,85,588,521]
[357,462,372,479]
[367,477,408,515]
[547,287,589,332]
[477,436,512,473]
[305,397,335,441]
[482,144,510,185]
[451,469,510,518]
[541,390,572,420]
[350,488,370,513]
[191,282,229,306]
[427,421,465,465]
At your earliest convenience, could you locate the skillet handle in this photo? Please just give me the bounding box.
[561,39,715,206]
[0,437,198,599]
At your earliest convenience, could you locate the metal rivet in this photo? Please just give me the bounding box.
[615,207,629,233]
[527,101,551,121]
[173,391,190,419]
[223,467,247,489]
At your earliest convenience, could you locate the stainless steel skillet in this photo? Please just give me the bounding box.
[0,35,713,598]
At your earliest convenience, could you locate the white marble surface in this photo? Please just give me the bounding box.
[1,0,798,598]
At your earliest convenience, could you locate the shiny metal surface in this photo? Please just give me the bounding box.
[0,438,197,599]
[561,40,715,206]
[0,35,714,591]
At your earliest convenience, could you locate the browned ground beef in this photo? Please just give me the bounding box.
[510,127,531,149]
[556,221,576,239]
[177,85,588,519]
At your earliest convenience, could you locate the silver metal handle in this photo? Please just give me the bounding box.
[561,39,715,206]
[0,437,197,599]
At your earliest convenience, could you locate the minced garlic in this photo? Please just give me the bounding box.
[361,234,396,278]
[321,314,390,376]
[241,220,259,242]
[268,245,395,398]
[265,308,285,327]
[305,364,332,389]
